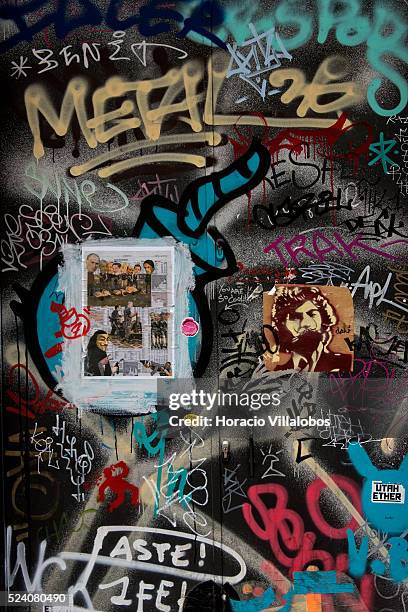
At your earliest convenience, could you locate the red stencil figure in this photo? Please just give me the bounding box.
[45,302,91,358]
[51,301,91,340]
[98,461,139,512]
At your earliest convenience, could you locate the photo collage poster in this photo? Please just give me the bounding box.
[82,246,174,378]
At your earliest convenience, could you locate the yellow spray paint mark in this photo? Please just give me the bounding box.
[25,53,363,176]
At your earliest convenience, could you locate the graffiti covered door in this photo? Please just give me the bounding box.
[2,0,408,610]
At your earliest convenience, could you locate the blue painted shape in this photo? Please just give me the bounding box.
[133,412,168,516]
[166,463,192,508]
[0,0,103,52]
[176,0,227,49]
[389,537,408,582]
[219,154,260,193]
[229,587,277,611]
[133,411,168,457]
[280,591,294,612]
[368,132,399,173]
[184,181,216,229]
[0,0,225,52]
[317,0,361,45]
[349,531,408,582]
[292,570,354,594]
[348,442,408,534]
[366,6,408,117]
[371,559,385,575]
[278,569,356,612]
[37,275,64,378]
[347,529,369,578]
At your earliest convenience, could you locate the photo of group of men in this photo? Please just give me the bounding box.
[86,253,155,307]
[110,303,143,347]
[150,313,170,349]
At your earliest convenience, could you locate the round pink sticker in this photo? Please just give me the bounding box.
[181,317,199,337]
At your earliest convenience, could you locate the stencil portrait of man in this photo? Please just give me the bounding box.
[263,285,353,372]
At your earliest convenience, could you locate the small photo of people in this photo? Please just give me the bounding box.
[150,312,170,349]
[140,360,173,377]
[109,302,143,348]
[84,329,141,377]
[85,330,115,376]
[85,253,160,307]
[151,275,167,291]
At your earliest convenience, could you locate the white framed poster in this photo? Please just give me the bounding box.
[82,245,175,380]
